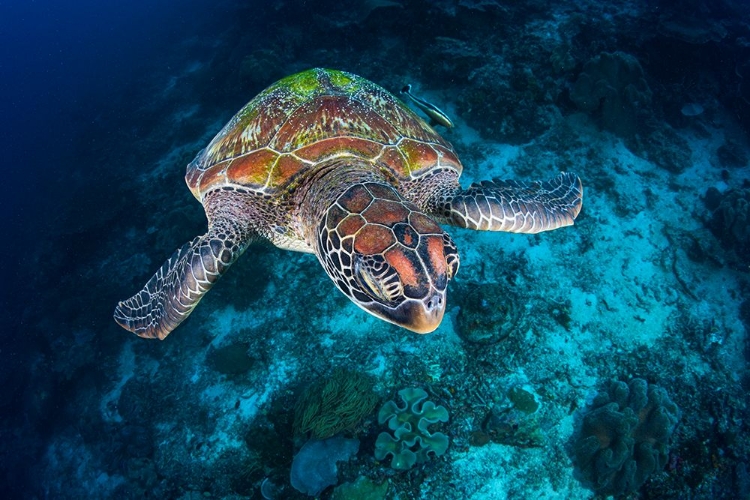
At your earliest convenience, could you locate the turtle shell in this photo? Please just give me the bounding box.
[186,68,462,200]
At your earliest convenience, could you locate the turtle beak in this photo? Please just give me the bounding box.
[374,288,447,334]
[404,290,446,334]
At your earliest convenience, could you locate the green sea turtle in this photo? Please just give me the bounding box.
[114,68,582,340]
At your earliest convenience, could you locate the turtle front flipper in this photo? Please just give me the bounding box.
[446,172,582,234]
[114,192,255,340]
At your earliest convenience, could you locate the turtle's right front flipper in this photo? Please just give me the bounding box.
[446,172,582,234]
[114,192,254,340]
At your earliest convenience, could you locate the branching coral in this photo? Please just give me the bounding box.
[571,378,680,496]
[294,369,378,439]
[374,388,449,470]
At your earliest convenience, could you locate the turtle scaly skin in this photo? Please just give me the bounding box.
[115,69,582,339]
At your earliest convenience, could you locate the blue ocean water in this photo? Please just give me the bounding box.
[2,0,749,498]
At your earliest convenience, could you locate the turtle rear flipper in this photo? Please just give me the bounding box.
[114,192,254,339]
[447,172,582,234]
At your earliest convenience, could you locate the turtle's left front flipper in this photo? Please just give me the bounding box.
[114,191,255,340]
[446,172,582,234]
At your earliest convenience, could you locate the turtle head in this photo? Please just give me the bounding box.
[316,182,460,333]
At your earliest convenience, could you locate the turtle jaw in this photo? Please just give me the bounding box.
[362,289,447,334]
[397,292,447,334]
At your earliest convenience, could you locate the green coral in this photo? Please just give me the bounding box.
[483,386,544,448]
[508,386,540,414]
[332,476,388,500]
[293,369,378,440]
[374,388,449,470]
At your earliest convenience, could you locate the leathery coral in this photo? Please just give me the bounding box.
[571,378,680,496]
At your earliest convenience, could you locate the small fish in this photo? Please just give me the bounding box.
[401,84,454,128]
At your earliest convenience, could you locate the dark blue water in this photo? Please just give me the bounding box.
[2,1,749,498]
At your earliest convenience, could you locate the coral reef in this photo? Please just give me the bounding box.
[332,476,389,500]
[628,123,692,173]
[290,435,360,496]
[482,386,544,448]
[293,369,378,440]
[706,187,750,268]
[570,51,653,139]
[374,388,449,470]
[717,140,749,169]
[454,281,526,344]
[571,378,680,496]
[456,60,559,144]
[656,13,727,45]
[420,37,486,83]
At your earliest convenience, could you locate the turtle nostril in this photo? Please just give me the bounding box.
[425,293,444,312]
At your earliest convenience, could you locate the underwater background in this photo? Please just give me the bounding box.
[2,0,750,498]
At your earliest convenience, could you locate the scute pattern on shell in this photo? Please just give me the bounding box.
[186,68,462,200]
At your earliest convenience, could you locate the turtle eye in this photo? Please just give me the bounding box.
[443,233,460,280]
[354,255,402,303]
